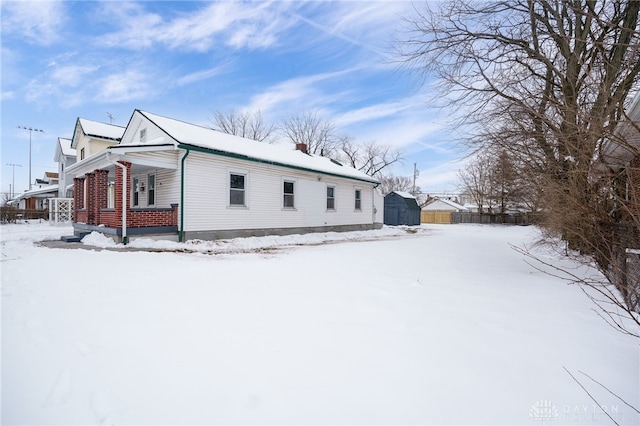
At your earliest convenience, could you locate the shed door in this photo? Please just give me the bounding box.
[385,209,399,226]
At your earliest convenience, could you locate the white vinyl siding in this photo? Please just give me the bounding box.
[121,151,181,209]
[121,116,172,146]
[182,151,377,232]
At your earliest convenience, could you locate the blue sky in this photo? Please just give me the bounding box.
[1,1,464,197]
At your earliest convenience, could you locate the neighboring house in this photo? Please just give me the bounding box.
[422,198,467,212]
[64,109,383,243]
[383,191,421,226]
[54,137,76,198]
[9,184,58,210]
[601,92,640,220]
[596,91,640,313]
[34,171,59,187]
[421,197,468,224]
[71,118,125,162]
[9,171,60,209]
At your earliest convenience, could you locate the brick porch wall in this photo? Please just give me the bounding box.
[73,177,85,222]
[75,161,178,229]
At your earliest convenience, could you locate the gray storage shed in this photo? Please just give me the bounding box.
[383,191,421,226]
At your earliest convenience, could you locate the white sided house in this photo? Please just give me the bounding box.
[65,110,383,243]
[54,137,76,198]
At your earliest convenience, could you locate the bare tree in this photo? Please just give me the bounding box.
[398,0,640,333]
[213,110,276,143]
[280,112,339,156]
[339,136,402,178]
[378,174,415,196]
[458,154,493,214]
[488,150,526,214]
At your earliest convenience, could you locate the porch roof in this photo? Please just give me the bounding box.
[64,144,178,178]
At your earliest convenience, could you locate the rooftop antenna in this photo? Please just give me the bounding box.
[107,112,114,124]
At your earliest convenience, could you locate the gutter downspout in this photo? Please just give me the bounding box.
[179,147,191,242]
[373,181,380,228]
[107,153,128,245]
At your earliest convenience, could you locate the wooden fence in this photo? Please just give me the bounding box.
[1,207,49,223]
[451,212,532,225]
[421,211,453,224]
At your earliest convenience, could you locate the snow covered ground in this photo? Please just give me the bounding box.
[1,221,638,425]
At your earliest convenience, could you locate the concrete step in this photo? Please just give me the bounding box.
[61,235,82,243]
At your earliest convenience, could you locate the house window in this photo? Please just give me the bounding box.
[327,186,335,210]
[229,173,246,206]
[132,177,140,207]
[107,180,115,208]
[147,174,155,206]
[80,148,85,160]
[140,128,147,143]
[355,189,362,210]
[283,180,295,208]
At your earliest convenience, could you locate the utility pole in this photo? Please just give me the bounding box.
[17,126,44,190]
[412,163,419,195]
[6,163,22,198]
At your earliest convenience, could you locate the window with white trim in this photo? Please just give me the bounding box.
[147,173,156,206]
[140,128,147,143]
[283,180,295,208]
[107,179,115,208]
[326,185,335,210]
[229,173,246,206]
[354,188,362,210]
[132,177,140,207]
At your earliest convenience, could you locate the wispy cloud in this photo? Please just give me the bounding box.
[415,159,467,193]
[25,59,163,108]
[176,65,228,87]
[245,69,355,116]
[96,69,158,103]
[96,1,301,52]
[49,65,99,88]
[291,2,412,59]
[1,1,67,45]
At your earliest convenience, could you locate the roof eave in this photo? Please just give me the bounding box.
[177,142,379,185]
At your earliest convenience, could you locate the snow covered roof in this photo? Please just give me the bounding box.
[54,137,75,162]
[137,110,379,184]
[392,191,416,199]
[10,184,58,202]
[59,138,74,156]
[424,198,467,211]
[77,118,125,141]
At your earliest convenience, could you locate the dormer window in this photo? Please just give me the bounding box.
[140,128,147,143]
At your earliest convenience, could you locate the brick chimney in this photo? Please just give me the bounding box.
[295,143,308,153]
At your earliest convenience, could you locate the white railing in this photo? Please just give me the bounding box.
[49,198,74,225]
